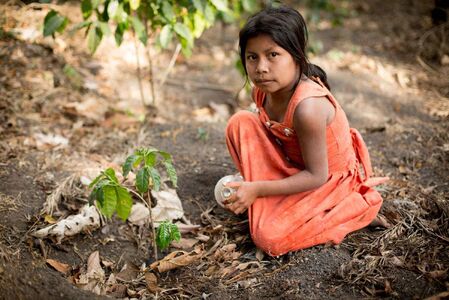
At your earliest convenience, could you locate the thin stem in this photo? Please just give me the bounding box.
[145,30,156,105]
[147,190,158,261]
[159,43,181,88]
[126,187,158,260]
[133,32,146,108]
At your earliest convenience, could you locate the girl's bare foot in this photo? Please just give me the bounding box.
[369,214,392,228]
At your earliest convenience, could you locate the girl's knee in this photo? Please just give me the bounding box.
[226,110,259,134]
[251,226,287,257]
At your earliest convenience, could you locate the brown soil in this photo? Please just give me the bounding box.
[0,1,448,299]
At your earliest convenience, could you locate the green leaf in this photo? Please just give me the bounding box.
[43,10,68,37]
[203,3,216,24]
[242,0,257,12]
[98,185,117,218]
[87,23,103,53]
[91,0,101,9]
[192,12,206,38]
[192,0,203,13]
[159,24,173,48]
[129,0,140,10]
[114,22,127,46]
[130,16,147,45]
[107,0,119,18]
[136,167,150,194]
[156,221,181,250]
[210,0,228,12]
[163,159,177,188]
[88,173,104,189]
[69,20,92,33]
[114,3,128,23]
[103,168,118,183]
[98,21,111,36]
[123,154,139,177]
[115,186,133,221]
[169,223,181,242]
[173,23,192,42]
[156,221,171,250]
[144,152,157,167]
[148,167,161,192]
[161,1,175,22]
[81,0,93,20]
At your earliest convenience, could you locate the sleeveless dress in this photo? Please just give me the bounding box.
[225,77,387,256]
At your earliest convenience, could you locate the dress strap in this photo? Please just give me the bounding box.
[283,77,329,128]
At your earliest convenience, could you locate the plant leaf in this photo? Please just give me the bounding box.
[123,154,139,177]
[209,0,228,12]
[69,20,92,33]
[163,159,177,188]
[103,168,118,183]
[81,0,93,20]
[242,0,257,12]
[129,0,140,10]
[156,221,171,250]
[98,21,111,36]
[88,173,104,189]
[114,21,127,46]
[192,12,206,38]
[159,24,173,49]
[192,0,203,13]
[115,186,133,221]
[144,152,157,167]
[87,23,103,53]
[169,223,181,242]
[136,167,150,194]
[98,185,117,218]
[173,23,192,42]
[43,10,68,37]
[107,0,119,19]
[91,0,101,9]
[148,167,161,192]
[161,1,175,22]
[130,16,147,45]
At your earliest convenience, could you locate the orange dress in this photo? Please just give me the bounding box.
[225,77,387,256]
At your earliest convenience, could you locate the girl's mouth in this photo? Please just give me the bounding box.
[256,79,274,85]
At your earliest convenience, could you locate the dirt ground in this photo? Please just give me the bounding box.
[0,0,448,299]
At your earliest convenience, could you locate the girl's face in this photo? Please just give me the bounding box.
[245,34,299,96]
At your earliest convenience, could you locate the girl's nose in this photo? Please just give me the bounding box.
[256,59,268,73]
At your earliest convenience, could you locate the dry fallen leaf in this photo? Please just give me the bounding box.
[145,272,160,293]
[116,263,139,282]
[170,238,199,250]
[150,248,203,273]
[151,188,184,223]
[46,258,70,274]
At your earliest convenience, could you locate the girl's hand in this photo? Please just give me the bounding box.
[223,181,260,214]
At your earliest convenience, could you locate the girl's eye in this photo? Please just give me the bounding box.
[246,54,257,61]
[270,52,279,58]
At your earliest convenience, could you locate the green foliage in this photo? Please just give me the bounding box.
[43,10,68,37]
[89,168,133,220]
[196,127,208,142]
[156,220,181,250]
[89,147,177,221]
[43,0,259,55]
[305,0,352,27]
[123,147,177,193]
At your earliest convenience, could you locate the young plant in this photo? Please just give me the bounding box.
[89,147,179,259]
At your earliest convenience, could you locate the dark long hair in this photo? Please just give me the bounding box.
[239,6,330,90]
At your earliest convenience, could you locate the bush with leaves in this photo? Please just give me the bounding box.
[89,147,179,257]
[43,0,259,55]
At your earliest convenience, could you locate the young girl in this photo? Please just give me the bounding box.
[222,6,388,256]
